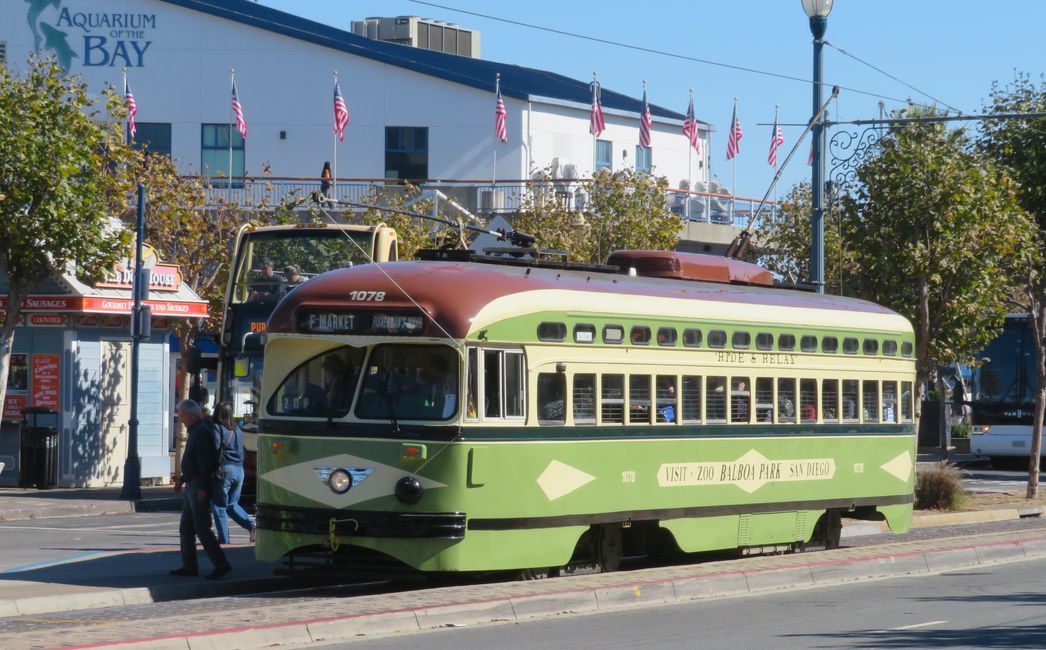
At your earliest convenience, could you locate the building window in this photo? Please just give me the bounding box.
[635,146,652,173]
[0,42,7,66]
[385,126,428,180]
[596,139,612,170]
[133,123,172,157]
[201,124,244,185]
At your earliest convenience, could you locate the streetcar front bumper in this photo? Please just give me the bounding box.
[256,503,466,539]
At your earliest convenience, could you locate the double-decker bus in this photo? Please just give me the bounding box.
[253,248,916,575]
[969,315,1041,466]
[215,223,398,473]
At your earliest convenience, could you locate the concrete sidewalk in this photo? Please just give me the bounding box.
[0,486,181,521]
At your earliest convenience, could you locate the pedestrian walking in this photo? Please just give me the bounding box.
[171,399,231,580]
[211,401,256,543]
[320,161,332,199]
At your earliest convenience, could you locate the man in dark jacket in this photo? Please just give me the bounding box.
[171,399,231,580]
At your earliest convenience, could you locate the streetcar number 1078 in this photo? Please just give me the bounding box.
[348,291,385,301]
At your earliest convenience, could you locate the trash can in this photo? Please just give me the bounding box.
[18,407,59,489]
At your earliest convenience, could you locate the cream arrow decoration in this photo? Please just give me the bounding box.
[537,460,596,501]
[880,451,913,482]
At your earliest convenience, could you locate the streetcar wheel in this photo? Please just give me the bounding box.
[597,526,623,572]
[821,510,842,549]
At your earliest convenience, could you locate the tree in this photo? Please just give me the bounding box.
[844,109,1035,414]
[513,168,681,264]
[753,182,854,292]
[979,73,1046,496]
[0,56,133,411]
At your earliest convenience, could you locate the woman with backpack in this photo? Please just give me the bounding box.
[211,402,256,543]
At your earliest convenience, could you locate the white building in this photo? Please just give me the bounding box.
[0,0,712,197]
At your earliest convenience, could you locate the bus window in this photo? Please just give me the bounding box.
[901,381,914,422]
[706,376,727,422]
[755,377,773,422]
[842,380,859,422]
[822,379,839,422]
[863,380,880,422]
[466,348,478,419]
[573,374,596,424]
[656,375,677,423]
[267,346,364,418]
[355,345,458,421]
[629,375,652,423]
[601,375,624,423]
[882,381,898,422]
[731,377,750,423]
[483,351,502,418]
[800,378,817,423]
[537,373,566,423]
[777,378,796,423]
[681,376,702,423]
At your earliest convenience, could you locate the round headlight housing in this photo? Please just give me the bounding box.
[395,475,423,504]
[328,468,353,494]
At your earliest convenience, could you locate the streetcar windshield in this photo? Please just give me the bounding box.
[267,346,366,418]
[230,230,374,305]
[356,345,459,421]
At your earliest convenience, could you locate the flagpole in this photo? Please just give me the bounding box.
[123,67,130,146]
[730,96,737,224]
[591,72,598,178]
[333,70,339,203]
[492,72,499,189]
[686,88,692,220]
[228,69,234,200]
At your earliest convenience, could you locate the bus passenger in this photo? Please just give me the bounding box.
[248,258,283,303]
[283,265,305,292]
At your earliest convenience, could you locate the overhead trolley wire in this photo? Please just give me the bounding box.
[408,0,910,105]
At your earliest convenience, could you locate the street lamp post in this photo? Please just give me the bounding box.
[802,0,833,294]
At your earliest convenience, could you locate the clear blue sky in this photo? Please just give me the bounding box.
[262,0,1043,200]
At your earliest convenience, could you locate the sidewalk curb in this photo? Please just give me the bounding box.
[60,533,1046,650]
[0,498,182,522]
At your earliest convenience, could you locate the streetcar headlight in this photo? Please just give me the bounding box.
[328,469,353,494]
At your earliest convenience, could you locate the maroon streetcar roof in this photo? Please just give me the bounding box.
[269,259,901,339]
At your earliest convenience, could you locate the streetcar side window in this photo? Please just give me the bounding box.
[777,378,797,424]
[901,381,914,422]
[504,351,525,418]
[778,334,796,351]
[537,373,566,424]
[883,340,898,356]
[706,376,727,422]
[573,323,596,344]
[681,375,702,423]
[863,338,879,355]
[882,381,898,423]
[800,378,818,423]
[732,331,751,350]
[842,380,859,421]
[822,379,839,422]
[683,328,703,348]
[657,327,678,347]
[474,349,526,421]
[601,374,625,423]
[630,326,652,345]
[731,377,751,423]
[756,332,774,351]
[862,380,880,422]
[573,374,597,424]
[629,375,652,424]
[843,337,859,354]
[755,377,773,422]
[538,322,567,342]
[655,375,678,423]
[801,336,818,353]
[901,342,914,357]
[603,325,624,344]
[708,330,727,349]
[822,336,839,354]
[466,348,479,419]
[484,350,502,418]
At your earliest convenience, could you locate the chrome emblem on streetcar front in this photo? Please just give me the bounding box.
[314,466,376,488]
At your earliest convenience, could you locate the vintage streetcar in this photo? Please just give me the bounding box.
[254,248,916,574]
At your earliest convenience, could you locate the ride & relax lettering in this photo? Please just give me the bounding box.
[657,449,836,493]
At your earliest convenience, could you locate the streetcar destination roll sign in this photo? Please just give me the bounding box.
[304,312,356,333]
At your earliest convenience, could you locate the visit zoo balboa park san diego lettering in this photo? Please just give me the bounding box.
[658,449,836,494]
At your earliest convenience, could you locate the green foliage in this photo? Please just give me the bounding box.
[951,421,972,439]
[753,182,853,291]
[0,55,133,403]
[513,168,681,264]
[915,464,967,511]
[843,107,1035,388]
[356,184,462,260]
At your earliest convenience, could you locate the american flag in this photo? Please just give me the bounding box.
[726,105,742,160]
[124,78,137,140]
[333,80,349,141]
[639,87,652,148]
[682,94,700,154]
[231,78,247,140]
[494,77,508,142]
[768,114,784,167]
[589,80,605,137]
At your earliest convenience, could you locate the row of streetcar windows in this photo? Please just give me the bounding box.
[537,322,914,357]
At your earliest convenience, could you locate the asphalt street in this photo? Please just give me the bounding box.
[332,553,1046,650]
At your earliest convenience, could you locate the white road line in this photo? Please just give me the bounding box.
[891,620,948,631]
[0,524,177,533]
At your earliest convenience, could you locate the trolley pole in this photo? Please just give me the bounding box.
[120,183,146,501]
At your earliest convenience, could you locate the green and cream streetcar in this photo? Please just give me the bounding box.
[255,249,916,574]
